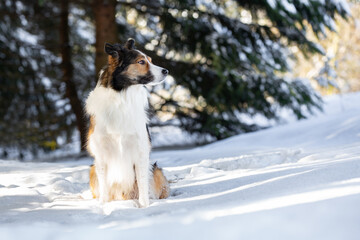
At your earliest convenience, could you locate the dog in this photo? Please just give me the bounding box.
[85,38,170,207]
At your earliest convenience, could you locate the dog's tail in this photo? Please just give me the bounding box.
[152,162,170,199]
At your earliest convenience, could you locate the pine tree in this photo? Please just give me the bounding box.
[93,0,118,79]
[0,0,92,154]
[0,1,69,153]
[115,0,350,139]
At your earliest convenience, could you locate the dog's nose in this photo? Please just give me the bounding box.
[162,69,169,75]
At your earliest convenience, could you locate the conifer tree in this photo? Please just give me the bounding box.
[0,1,70,152]
[0,0,92,153]
[115,0,350,139]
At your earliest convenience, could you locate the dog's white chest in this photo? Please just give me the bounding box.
[86,85,149,133]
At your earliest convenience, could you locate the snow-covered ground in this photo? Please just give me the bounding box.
[1,92,360,239]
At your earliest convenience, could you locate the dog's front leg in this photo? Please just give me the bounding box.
[135,157,150,208]
[95,162,109,203]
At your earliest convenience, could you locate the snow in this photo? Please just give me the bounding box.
[299,0,309,6]
[17,28,37,45]
[1,92,360,239]
[332,0,352,15]
[267,0,298,14]
[267,0,277,9]
[280,0,297,14]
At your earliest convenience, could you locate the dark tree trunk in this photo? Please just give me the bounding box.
[60,0,87,152]
[93,0,118,78]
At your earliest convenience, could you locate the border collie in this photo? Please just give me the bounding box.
[85,38,170,208]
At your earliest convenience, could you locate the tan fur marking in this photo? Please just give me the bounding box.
[89,165,99,199]
[99,68,112,87]
[87,116,96,155]
[123,56,149,79]
[88,116,95,138]
[108,55,118,73]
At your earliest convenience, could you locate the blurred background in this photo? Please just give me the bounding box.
[0,0,359,160]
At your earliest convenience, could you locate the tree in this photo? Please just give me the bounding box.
[291,1,360,94]
[0,0,92,154]
[114,0,350,139]
[93,0,118,78]
[60,0,87,151]
[0,0,72,153]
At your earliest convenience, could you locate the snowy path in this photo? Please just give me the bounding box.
[1,93,360,239]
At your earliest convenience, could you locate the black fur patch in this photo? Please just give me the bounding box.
[146,124,152,144]
[111,69,155,91]
[152,162,159,172]
[137,72,155,85]
[111,73,134,91]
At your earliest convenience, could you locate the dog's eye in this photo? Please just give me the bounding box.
[138,60,146,65]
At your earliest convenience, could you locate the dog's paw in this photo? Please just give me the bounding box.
[102,202,113,215]
[138,197,150,208]
[99,193,109,204]
[99,196,106,204]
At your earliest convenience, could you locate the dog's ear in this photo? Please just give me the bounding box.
[105,43,124,71]
[124,38,135,50]
[104,43,119,58]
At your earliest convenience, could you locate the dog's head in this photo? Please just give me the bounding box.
[102,39,168,91]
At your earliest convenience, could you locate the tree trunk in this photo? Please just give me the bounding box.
[93,0,118,79]
[60,0,87,152]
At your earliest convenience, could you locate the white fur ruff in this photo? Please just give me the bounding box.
[86,84,152,207]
